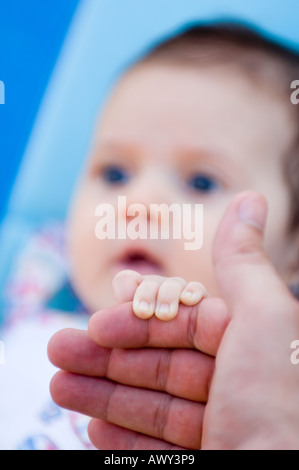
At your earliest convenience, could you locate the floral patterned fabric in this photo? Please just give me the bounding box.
[0,223,94,450]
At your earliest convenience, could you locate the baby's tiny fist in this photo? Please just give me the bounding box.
[132,276,208,322]
[113,271,208,322]
[180,281,208,306]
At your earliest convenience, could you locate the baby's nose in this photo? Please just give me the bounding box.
[118,169,176,226]
[126,168,174,210]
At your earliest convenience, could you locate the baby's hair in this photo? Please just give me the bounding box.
[135,21,299,233]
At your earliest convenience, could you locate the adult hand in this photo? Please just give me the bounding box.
[48,296,229,449]
[202,191,299,449]
[49,191,299,449]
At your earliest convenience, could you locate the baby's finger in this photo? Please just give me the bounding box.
[133,278,163,319]
[112,270,143,303]
[155,278,187,321]
[88,297,230,356]
[180,282,208,306]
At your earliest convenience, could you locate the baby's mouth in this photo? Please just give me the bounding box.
[115,249,163,275]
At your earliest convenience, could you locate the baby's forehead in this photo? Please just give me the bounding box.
[97,60,293,134]
[104,58,290,113]
[88,59,296,174]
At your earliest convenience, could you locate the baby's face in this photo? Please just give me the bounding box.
[67,62,296,312]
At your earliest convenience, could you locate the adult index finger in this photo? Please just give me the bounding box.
[88,297,229,357]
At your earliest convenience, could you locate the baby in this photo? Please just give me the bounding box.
[3,19,299,452]
[66,21,299,324]
[48,21,299,450]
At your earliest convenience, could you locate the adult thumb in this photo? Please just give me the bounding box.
[213,191,289,313]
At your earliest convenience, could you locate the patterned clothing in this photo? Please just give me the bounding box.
[0,223,94,450]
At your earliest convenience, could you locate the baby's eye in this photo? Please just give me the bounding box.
[187,173,221,193]
[101,165,130,185]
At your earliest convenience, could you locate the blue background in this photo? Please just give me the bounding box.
[1,0,299,224]
[0,0,299,320]
[0,0,80,221]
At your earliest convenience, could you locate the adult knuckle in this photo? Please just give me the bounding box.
[152,394,172,441]
[155,350,172,391]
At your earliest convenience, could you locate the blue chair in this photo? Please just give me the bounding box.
[1,0,299,322]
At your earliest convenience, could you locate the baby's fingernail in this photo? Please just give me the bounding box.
[155,302,177,321]
[183,290,194,299]
[181,290,204,304]
[157,302,169,315]
[133,299,154,319]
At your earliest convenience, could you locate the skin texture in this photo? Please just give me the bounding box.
[113,269,208,320]
[49,298,229,449]
[66,63,298,315]
[49,192,299,450]
[48,62,299,449]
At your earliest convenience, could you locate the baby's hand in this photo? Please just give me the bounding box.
[113,270,208,321]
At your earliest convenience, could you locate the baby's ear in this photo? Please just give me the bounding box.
[112,270,143,303]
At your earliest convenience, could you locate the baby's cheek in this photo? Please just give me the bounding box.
[169,238,219,295]
[168,241,200,277]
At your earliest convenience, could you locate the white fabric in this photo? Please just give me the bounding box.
[0,312,94,450]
